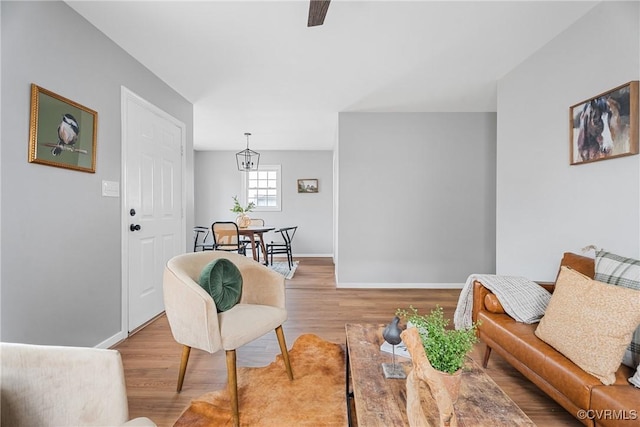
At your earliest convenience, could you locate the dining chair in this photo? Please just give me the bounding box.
[266,226,298,269]
[163,251,294,427]
[212,221,247,255]
[193,226,214,251]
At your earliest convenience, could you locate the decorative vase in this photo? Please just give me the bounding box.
[236,213,251,228]
[401,327,460,427]
[406,323,462,401]
[435,368,462,404]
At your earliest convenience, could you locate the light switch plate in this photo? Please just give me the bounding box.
[102,180,120,197]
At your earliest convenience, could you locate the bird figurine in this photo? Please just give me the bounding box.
[52,113,79,156]
[381,316,406,378]
[383,316,402,346]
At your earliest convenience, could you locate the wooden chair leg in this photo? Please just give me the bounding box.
[482,345,492,368]
[226,350,240,427]
[177,345,191,392]
[275,325,294,380]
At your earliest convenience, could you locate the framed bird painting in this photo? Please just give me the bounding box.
[28,84,98,173]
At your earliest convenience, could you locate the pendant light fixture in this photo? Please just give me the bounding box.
[236,132,260,171]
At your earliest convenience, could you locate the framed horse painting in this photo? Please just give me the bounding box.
[570,81,638,165]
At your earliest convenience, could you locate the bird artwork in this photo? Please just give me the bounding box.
[51,113,79,156]
[382,316,406,379]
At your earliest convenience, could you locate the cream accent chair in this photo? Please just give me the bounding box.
[0,342,156,427]
[163,250,294,427]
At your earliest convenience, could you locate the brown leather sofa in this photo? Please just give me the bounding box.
[471,253,640,427]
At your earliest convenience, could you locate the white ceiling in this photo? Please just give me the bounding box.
[66,1,598,151]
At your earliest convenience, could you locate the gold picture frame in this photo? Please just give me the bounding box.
[297,179,318,193]
[570,81,638,165]
[29,84,98,173]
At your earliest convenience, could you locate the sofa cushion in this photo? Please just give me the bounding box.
[555,252,595,281]
[591,381,640,427]
[596,250,640,288]
[484,294,505,313]
[535,267,640,385]
[595,250,640,369]
[198,258,243,312]
[481,252,596,316]
[478,311,599,410]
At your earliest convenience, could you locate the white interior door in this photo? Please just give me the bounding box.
[122,87,185,333]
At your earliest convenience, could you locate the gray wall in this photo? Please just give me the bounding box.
[337,112,496,286]
[496,1,640,281]
[1,1,194,346]
[194,150,333,255]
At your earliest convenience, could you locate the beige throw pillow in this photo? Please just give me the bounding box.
[535,266,640,385]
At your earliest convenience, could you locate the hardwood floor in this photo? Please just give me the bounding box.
[115,257,581,426]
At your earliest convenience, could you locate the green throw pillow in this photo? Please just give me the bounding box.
[198,258,243,312]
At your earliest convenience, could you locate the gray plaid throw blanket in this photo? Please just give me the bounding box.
[454,274,551,330]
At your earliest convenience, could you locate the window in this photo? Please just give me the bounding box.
[243,165,281,211]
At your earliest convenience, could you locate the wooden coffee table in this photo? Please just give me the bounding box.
[345,323,536,426]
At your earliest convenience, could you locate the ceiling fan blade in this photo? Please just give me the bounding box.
[308,0,331,27]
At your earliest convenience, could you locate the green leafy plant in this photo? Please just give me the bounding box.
[230,195,255,214]
[396,305,479,374]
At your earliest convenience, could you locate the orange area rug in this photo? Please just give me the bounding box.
[173,334,347,426]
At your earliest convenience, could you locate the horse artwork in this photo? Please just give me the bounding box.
[570,81,639,165]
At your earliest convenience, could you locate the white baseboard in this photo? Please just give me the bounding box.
[336,282,464,289]
[293,253,333,258]
[265,253,332,258]
[96,330,127,349]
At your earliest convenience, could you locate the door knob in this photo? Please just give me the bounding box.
[130,224,141,232]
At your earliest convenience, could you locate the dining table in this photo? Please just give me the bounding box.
[237,225,275,263]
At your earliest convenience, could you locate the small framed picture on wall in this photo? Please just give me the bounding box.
[297,179,318,193]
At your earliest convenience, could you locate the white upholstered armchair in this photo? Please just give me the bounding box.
[163,250,293,427]
[0,342,156,427]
